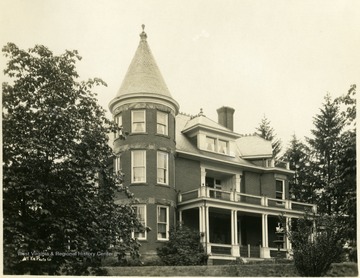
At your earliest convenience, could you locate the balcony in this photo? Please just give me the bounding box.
[178,187,316,214]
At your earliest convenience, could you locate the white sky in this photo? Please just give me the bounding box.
[1,0,359,149]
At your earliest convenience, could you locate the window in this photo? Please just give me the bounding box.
[114,113,122,138]
[114,155,121,175]
[132,110,146,133]
[157,111,168,135]
[133,205,147,240]
[276,180,285,200]
[218,140,228,154]
[157,206,169,240]
[131,150,146,183]
[206,136,229,155]
[157,151,168,184]
[206,137,216,151]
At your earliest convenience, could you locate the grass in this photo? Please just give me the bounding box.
[104,262,358,276]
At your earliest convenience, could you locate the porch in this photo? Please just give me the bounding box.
[178,187,316,213]
[178,187,316,262]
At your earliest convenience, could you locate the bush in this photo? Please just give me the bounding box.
[287,214,346,276]
[157,225,208,266]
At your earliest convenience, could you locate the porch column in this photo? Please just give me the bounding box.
[235,174,241,192]
[231,210,240,256]
[179,210,183,226]
[205,205,211,254]
[200,167,206,187]
[285,217,292,259]
[261,214,270,258]
[198,206,205,244]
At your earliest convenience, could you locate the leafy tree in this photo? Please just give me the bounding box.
[334,85,356,243]
[281,135,315,203]
[286,214,346,277]
[157,224,208,266]
[307,94,344,215]
[2,43,142,275]
[256,115,282,158]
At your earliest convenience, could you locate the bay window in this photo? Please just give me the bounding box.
[157,151,168,185]
[131,150,146,183]
[132,110,146,133]
[133,205,147,240]
[157,111,168,135]
[157,206,169,240]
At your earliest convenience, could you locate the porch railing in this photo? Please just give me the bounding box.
[209,243,232,255]
[178,187,316,213]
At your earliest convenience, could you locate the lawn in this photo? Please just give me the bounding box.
[104,262,358,276]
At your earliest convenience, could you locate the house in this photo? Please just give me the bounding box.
[108,26,316,264]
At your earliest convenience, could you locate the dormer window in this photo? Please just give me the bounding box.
[206,137,216,151]
[132,110,146,133]
[157,111,168,135]
[218,139,228,154]
[206,136,229,155]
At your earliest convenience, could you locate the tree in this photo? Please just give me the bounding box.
[334,85,356,243]
[256,115,282,158]
[2,43,142,275]
[157,225,208,266]
[281,135,315,203]
[287,214,346,277]
[307,94,344,215]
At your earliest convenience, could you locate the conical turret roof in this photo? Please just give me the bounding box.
[116,26,173,98]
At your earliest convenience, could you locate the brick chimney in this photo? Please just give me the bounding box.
[217,106,235,131]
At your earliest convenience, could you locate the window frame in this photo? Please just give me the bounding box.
[156,111,168,136]
[157,206,169,241]
[131,150,146,183]
[275,179,285,200]
[157,151,169,185]
[114,113,122,138]
[114,155,121,175]
[218,139,228,154]
[132,204,147,240]
[206,136,216,152]
[131,110,146,133]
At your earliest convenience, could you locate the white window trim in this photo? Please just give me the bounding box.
[131,150,146,183]
[157,111,168,136]
[114,155,121,175]
[114,113,122,138]
[157,151,169,185]
[157,206,169,241]
[132,205,147,240]
[131,110,146,133]
[276,179,285,200]
[205,136,229,155]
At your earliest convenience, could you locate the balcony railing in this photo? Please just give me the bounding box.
[178,187,316,213]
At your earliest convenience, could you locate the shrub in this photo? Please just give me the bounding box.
[157,225,208,266]
[287,214,346,276]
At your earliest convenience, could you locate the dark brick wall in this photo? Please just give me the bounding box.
[243,172,261,196]
[261,173,275,198]
[137,203,176,256]
[175,157,201,192]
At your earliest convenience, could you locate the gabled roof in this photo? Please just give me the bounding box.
[116,27,173,99]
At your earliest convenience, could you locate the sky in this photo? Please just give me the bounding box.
[1,0,359,150]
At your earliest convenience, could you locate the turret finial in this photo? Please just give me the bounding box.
[140,24,147,40]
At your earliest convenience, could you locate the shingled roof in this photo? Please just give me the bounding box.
[116,25,173,99]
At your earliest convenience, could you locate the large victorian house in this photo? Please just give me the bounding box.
[108,27,316,265]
